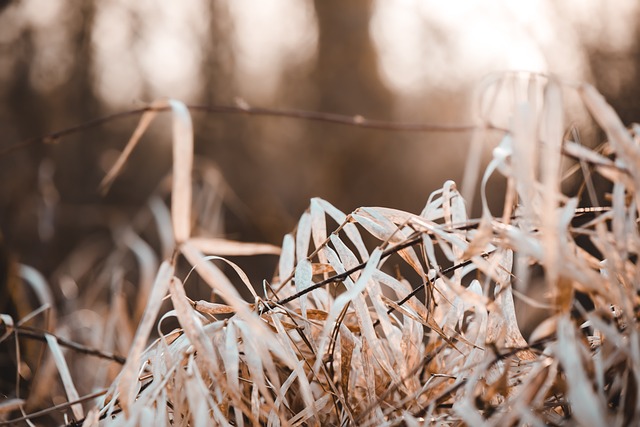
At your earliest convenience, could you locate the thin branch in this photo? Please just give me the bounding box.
[411,335,555,419]
[0,388,108,426]
[373,252,492,328]
[261,234,424,313]
[14,326,126,364]
[0,103,507,158]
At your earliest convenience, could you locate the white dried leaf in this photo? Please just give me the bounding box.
[202,255,258,300]
[120,227,158,322]
[100,99,167,192]
[580,83,640,175]
[19,264,56,330]
[294,258,313,316]
[314,248,382,371]
[0,398,24,415]
[147,196,174,258]
[555,316,607,427]
[563,141,614,167]
[296,211,312,262]
[45,333,84,420]
[309,199,328,264]
[168,99,194,243]
[117,260,174,416]
[279,234,295,285]
[188,237,281,256]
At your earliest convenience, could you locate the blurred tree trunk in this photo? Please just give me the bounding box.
[308,0,399,210]
[0,1,100,273]
[202,0,236,103]
[312,0,391,117]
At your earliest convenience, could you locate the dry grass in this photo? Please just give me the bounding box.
[2,73,640,426]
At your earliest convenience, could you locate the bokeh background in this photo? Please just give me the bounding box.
[1,0,640,275]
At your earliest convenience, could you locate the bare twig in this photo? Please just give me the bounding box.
[262,233,425,312]
[0,388,107,426]
[14,326,126,364]
[0,103,507,158]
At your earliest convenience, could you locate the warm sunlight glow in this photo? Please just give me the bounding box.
[371,0,640,95]
[227,0,318,102]
[92,1,207,106]
[20,0,75,93]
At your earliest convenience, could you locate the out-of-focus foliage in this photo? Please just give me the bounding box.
[1,1,639,269]
[3,74,640,425]
[1,3,640,423]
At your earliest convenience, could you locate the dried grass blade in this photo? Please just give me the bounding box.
[294,258,313,316]
[188,237,281,256]
[221,321,243,427]
[120,227,158,322]
[290,394,331,427]
[100,99,168,193]
[181,241,249,313]
[540,80,564,302]
[339,325,355,400]
[563,141,615,168]
[235,321,281,419]
[44,333,84,420]
[380,295,450,344]
[279,234,295,286]
[168,99,194,243]
[193,300,237,315]
[580,83,640,173]
[0,314,14,343]
[0,398,25,415]
[556,315,607,427]
[491,251,533,358]
[315,248,384,373]
[309,199,329,264]
[312,198,368,261]
[352,208,422,272]
[148,197,174,259]
[169,275,219,374]
[115,260,174,417]
[512,102,537,221]
[81,408,100,427]
[181,242,293,366]
[268,314,317,416]
[19,264,56,330]
[201,255,259,300]
[296,211,312,262]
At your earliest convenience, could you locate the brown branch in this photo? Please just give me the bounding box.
[0,103,507,158]
[260,221,489,321]
[14,326,126,364]
[261,233,424,313]
[0,388,107,426]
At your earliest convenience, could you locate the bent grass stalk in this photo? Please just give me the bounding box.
[2,73,639,426]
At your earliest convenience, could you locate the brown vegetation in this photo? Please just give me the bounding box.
[1,73,640,426]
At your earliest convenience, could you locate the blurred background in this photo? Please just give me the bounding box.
[1,0,640,414]
[1,0,640,273]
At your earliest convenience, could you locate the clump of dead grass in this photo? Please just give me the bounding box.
[2,73,640,426]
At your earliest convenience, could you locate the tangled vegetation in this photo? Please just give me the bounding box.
[2,73,640,426]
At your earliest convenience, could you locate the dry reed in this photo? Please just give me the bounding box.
[1,73,639,426]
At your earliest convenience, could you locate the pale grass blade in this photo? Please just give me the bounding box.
[556,315,607,427]
[168,99,194,243]
[278,234,295,286]
[116,260,174,417]
[295,211,312,262]
[19,264,56,330]
[44,333,84,420]
[580,83,640,174]
[100,99,168,193]
[188,236,281,256]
